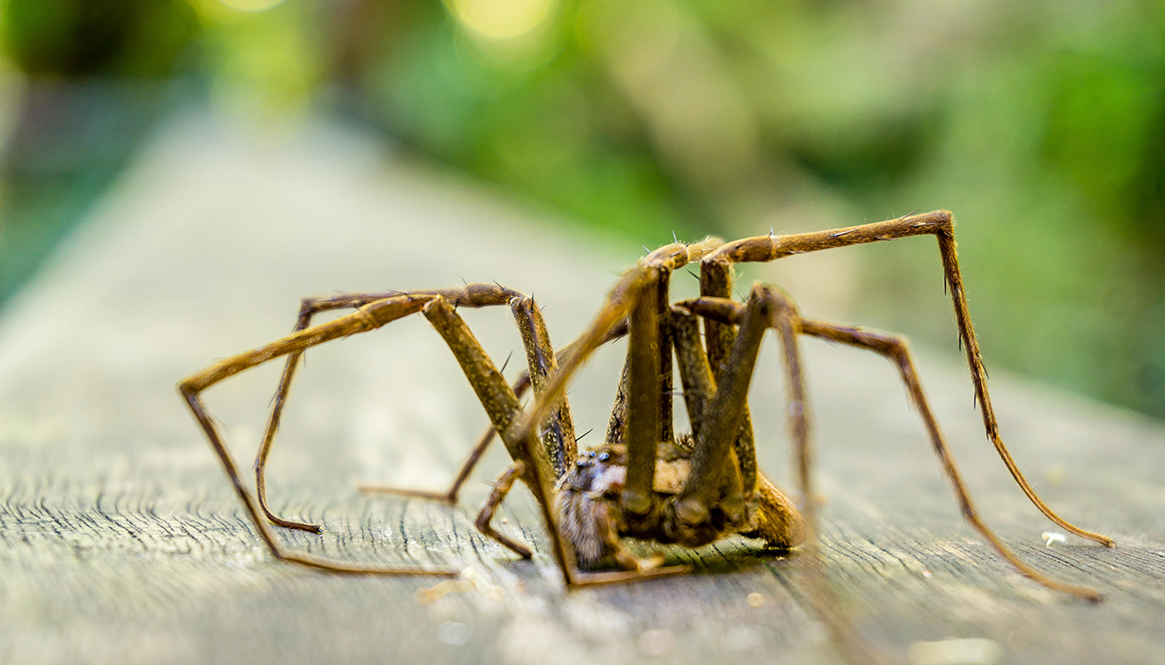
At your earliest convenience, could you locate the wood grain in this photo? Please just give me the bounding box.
[0,115,1163,665]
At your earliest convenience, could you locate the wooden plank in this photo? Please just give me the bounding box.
[0,115,1163,665]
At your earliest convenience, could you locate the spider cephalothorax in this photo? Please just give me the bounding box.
[181,210,1110,598]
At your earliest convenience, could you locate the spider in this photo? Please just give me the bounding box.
[178,210,1112,599]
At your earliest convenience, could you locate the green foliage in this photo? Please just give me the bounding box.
[368,9,687,239]
[1,0,1163,418]
[0,0,196,76]
[191,0,326,115]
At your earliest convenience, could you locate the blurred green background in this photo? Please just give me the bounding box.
[0,0,1162,419]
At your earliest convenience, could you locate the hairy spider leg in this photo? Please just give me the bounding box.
[699,257,759,505]
[472,295,687,582]
[603,354,630,443]
[503,237,722,586]
[682,286,899,665]
[652,286,801,543]
[466,295,579,560]
[669,306,716,437]
[700,210,1112,548]
[622,266,665,515]
[180,291,463,575]
[683,293,1103,602]
[511,296,579,477]
[801,319,1103,600]
[362,315,632,511]
[257,287,525,532]
[670,304,803,548]
[603,268,675,448]
[475,460,532,558]
[358,302,562,507]
[180,284,583,574]
[357,404,524,505]
[256,286,590,537]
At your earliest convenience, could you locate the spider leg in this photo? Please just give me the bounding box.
[668,285,805,544]
[181,284,563,574]
[601,273,674,449]
[670,305,717,438]
[623,270,666,515]
[699,258,760,498]
[506,237,721,585]
[474,461,533,558]
[423,294,600,577]
[358,377,529,504]
[366,293,618,507]
[511,237,723,448]
[180,291,471,575]
[511,295,578,478]
[430,297,612,507]
[468,318,661,584]
[567,565,692,587]
[258,292,400,531]
[465,313,634,568]
[460,295,581,559]
[681,287,896,665]
[682,292,1103,600]
[604,354,632,444]
[656,271,676,446]
[256,288,529,531]
[420,295,554,479]
[798,319,1102,600]
[702,210,1113,548]
[595,500,668,572]
[671,304,803,548]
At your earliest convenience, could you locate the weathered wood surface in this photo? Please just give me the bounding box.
[1,115,1163,665]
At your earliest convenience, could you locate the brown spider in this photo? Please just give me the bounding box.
[178,210,1112,599]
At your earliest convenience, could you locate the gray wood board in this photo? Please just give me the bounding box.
[1,115,1162,665]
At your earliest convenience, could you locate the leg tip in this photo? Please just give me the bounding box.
[674,497,708,526]
[622,489,654,516]
[273,518,323,534]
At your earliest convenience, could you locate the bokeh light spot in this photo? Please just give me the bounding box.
[219,0,287,12]
[448,0,557,42]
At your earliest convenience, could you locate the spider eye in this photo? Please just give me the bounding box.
[598,452,610,462]
[587,451,596,458]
